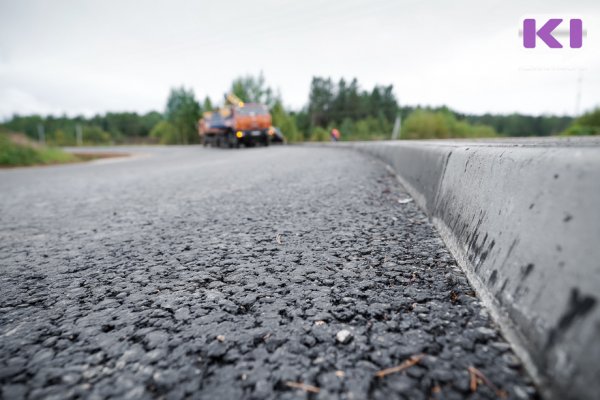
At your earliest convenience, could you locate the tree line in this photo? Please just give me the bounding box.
[1,73,596,145]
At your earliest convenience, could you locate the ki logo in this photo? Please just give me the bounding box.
[523,19,583,49]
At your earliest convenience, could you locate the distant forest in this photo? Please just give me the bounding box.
[1,74,596,145]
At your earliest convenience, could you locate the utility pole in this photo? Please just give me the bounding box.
[76,124,83,146]
[575,69,583,116]
[391,113,401,140]
[37,123,45,145]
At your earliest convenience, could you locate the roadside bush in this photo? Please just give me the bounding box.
[271,101,301,142]
[563,108,600,136]
[50,129,75,146]
[402,109,497,139]
[310,126,329,142]
[150,121,179,144]
[83,126,112,145]
[323,116,391,141]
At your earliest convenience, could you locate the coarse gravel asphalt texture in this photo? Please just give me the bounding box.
[0,146,538,400]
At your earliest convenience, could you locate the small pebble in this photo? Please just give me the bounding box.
[336,329,353,344]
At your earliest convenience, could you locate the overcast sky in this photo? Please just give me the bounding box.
[0,0,598,119]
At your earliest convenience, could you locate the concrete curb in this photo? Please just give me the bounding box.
[333,139,600,400]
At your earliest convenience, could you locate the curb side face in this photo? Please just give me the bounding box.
[433,147,600,400]
[352,142,600,400]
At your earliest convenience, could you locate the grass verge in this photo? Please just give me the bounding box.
[0,134,130,167]
[0,133,80,167]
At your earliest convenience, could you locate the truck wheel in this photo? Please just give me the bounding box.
[224,132,235,148]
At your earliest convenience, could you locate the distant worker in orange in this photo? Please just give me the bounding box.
[331,128,341,142]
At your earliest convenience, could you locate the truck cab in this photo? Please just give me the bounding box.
[231,103,272,146]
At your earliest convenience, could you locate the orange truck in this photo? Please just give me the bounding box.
[198,94,273,148]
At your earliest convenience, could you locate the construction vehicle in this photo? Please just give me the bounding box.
[198,93,273,148]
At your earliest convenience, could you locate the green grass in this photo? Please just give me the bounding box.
[0,133,78,167]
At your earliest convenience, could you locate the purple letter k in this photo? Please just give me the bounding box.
[523,19,563,48]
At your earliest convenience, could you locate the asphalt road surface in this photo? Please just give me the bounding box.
[0,146,538,399]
